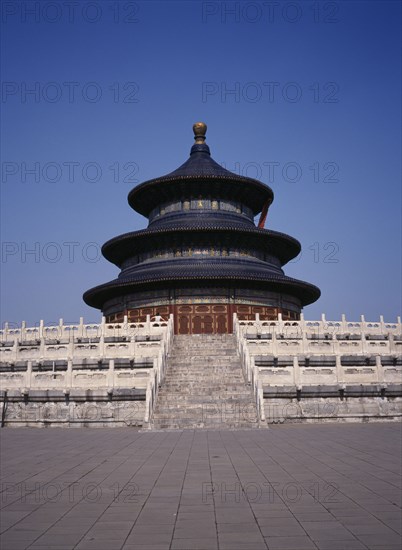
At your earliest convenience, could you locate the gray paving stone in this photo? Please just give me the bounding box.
[292,512,337,522]
[216,508,256,523]
[124,533,172,545]
[356,532,402,546]
[300,521,358,541]
[217,522,262,534]
[130,523,174,535]
[30,533,84,545]
[347,522,399,535]
[134,512,177,524]
[252,507,293,517]
[0,529,42,540]
[75,541,124,550]
[218,531,266,544]
[173,525,216,539]
[259,517,306,537]
[314,541,367,550]
[170,538,219,550]
[219,544,268,550]
[0,424,401,550]
[264,536,317,549]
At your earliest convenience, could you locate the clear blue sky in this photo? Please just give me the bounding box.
[1,0,401,326]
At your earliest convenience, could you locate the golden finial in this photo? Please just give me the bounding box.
[193,122,207,144]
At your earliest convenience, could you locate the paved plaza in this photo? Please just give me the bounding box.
[0,424,401,550]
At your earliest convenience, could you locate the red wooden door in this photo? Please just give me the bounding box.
[178,315,190,335]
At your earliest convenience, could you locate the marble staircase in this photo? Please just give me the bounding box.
[151,334,265,429]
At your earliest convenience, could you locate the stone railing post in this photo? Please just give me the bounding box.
[257,380,265,421]
[375,355,384,385]
[108,359,115,388]
[39,320,45,360]
[335,354,343,385]
[301,322,308,354]
[389,331,395,353]
[99,317,106,358]
[13,337,18,362]
[277,312,283,334]
[26,360,32,388]
[360,315,366,335]
[272,326,278,356]
[341,313,347,333]
[299,313,305,334]
[66,359,73,389]
[144,379,152,423]
[293,355,301,389]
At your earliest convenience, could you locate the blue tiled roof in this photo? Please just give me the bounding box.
[163,144,238,178]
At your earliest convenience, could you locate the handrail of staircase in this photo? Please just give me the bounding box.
[144,314,174,424]
[233,314,266,422]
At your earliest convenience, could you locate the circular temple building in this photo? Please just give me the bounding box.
[83,123,320,334]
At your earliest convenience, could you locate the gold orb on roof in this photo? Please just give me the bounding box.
[193,122,207,143]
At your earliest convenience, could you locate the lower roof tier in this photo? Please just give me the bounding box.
[83,261,321,310]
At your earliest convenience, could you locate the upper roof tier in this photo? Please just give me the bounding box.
[128,123,274,217]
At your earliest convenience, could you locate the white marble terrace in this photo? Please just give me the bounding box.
[234,313,402,422]
[0,315,174,423]
[1,313,401,426]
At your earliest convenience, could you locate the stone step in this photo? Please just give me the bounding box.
[155,400,252,407]
[164,371,243,376]
[157,386,251,391]
[151,334,263,430]
[171,339,236,345]
[161,385,247,389]
[164,378,245,386]
[154,404,256,410]
[152,424,260,430]
[158,383,250,389]
[153,417,258,424]
[158,386,250,393]
[173,335,236,340]
[168,358,240,365]
[165,370,242,376]
[171,348,237,355]
[153,415,259,423]
[154,403,254,407]
[160,380,248,386]
[160,385,248,390]
[163,371,244,375]
[165,365,243,369]
[153,410,257,419]
[155,398,255,407]
[165,370,243,374]
[165,366,243,371]
[170,353,238,358]
[167,366,242,369]
[163,373,245,378]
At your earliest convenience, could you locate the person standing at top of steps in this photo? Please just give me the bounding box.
[152,313,165,324]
